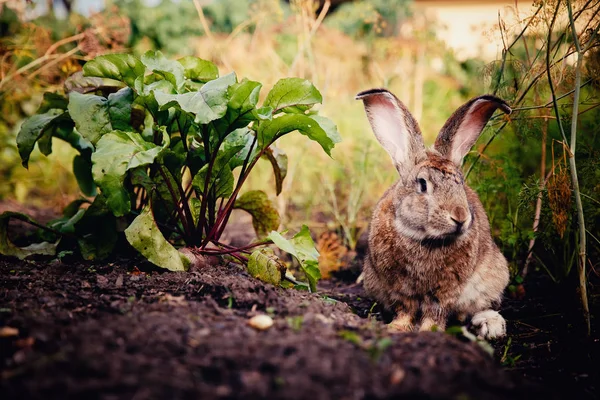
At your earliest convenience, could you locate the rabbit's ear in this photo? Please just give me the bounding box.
[434,95,511,166]
[356,89,426,176]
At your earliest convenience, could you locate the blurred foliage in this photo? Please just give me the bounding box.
[464,0,600,286]
[325,0,411,38]
[1,0,597,289]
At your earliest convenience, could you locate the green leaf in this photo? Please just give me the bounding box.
[311,115,342,146]
[63,199,91,218]
[229,78,262,113]
[261,146,288,195]
[107,87,134,131]
[256,106,273,120]
[74,195,117,260]
[49,208,86,234]
[248,248,286,285]
[16,110,71,168]
[52,123,93,155]
[212,79,263,134]
[38,92,69,113]
[125,207,190,271]
[141,50,186,91]
[83,53,145,87]
[68,92,112,145]
[154,72,236,124]
[257,114,335,156]
[73,154,97,197]
[222,128,258,169]
[234,190,280,238]
[0,212,59,259]
[192,147,241,200]
[178,56,219,82]
[268,225,321,292]
[92,130,168,216]
[263,78,322,112]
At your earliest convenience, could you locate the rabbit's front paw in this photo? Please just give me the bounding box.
[388,313,414,332]
[471,310,506,339]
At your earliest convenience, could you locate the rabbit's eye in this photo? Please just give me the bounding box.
[418,178,427,193]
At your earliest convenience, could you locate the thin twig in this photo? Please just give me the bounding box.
[566,0,590,336]
[193,0,214,42]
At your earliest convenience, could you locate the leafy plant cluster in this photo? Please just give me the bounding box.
[0,51,340,291]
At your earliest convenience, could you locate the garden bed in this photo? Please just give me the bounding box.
[2,249,595,400]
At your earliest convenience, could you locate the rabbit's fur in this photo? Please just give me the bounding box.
[356,89,510,339]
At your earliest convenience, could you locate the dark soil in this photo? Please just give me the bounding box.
[0,254,547,400]
[0,213,597,399]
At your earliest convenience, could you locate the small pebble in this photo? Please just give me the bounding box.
[248,314,274,331]
[0,326,19,337]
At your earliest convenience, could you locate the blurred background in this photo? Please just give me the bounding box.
[0,0,598,291]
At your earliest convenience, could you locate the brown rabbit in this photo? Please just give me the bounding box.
[356,88,511,339]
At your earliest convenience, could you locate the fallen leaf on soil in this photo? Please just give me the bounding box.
[248,248,286,285]
[248,314,274,330]
[316,232,347,279]
[0,326,19,337]
[131,266,142,275]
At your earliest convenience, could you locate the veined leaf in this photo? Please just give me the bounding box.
[248,248,286,285]
[311,115,342,147]
[141,50,186,91]
[212,79,263,134]
[268,225,321,292]
[83,53,145,87]
[68,92,112,145]
[222,128,258,170]
[0,212,59,259]
[38,92,69,113]
[261,146,288,195]
[107,87,134,131]
[257,114,335,156]
[154,72,237,124]
[92,130,168,216]
[125,206,190,271]
[228,78,262,114]
[263,78,322,112]
[234,190,280,239]
[178,56,219,82]
[17,111,73,168]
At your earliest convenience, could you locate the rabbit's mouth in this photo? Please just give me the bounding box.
[425,221,471,240]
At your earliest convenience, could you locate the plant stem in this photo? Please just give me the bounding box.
[197,130,225,238]
[201,136,257,247]
[202,144,266,247]
[215,144,265,241]
[523,92,548,279]
[201,239,270,255]
[157,165,191,240]
[566,0,590,336]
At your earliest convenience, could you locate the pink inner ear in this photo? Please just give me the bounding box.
[450,100,498,165]
[362,94,411,167]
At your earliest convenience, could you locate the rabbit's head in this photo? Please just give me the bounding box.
[356,89,511,241]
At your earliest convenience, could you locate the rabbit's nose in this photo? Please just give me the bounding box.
[450,206,469,226]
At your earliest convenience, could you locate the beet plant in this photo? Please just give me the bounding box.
[1,51,340,291]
